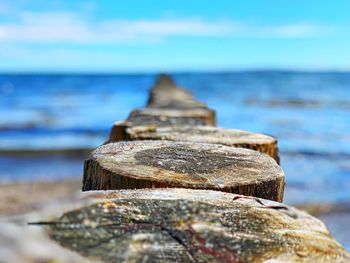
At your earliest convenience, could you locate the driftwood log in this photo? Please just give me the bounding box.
[83,140,285,201]
[123,125,279,163]
[41,188,349,263]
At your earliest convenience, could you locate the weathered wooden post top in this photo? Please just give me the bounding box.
[124,125,280,163]
[43,189,349,263]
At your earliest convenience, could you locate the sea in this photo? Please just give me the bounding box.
[0,71,349,207]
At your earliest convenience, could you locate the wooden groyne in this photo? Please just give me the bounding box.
[37,74,349,262]
[96,74,283,200]
[108,74,216,142]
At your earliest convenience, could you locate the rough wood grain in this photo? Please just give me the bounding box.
[83,140,285,201]
[41,188,349,263]
[125,125,280,163]
[108,108,216,142]
[147,74,208,109]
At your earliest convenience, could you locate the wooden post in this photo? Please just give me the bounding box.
[41,188,349,263]
[83,140,285,201]
[122,125,280,163]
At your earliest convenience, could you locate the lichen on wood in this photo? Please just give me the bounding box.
[125,125,280,163]
[83,140,284,202]
[40,188,349,263]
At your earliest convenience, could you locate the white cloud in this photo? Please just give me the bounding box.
[0,11,327,44]
[256,23,325,38]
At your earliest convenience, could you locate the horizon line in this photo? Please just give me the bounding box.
[1,67,350,75]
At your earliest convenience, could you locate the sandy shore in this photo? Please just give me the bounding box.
[0,180,82,216]
[0,180,349,262]
[0,180,92,262]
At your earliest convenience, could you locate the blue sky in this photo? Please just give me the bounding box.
[0,0,349,72]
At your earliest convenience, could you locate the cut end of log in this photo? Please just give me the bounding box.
[83,140,284,201]
[42,188,348,263]
[125,125,280,163]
